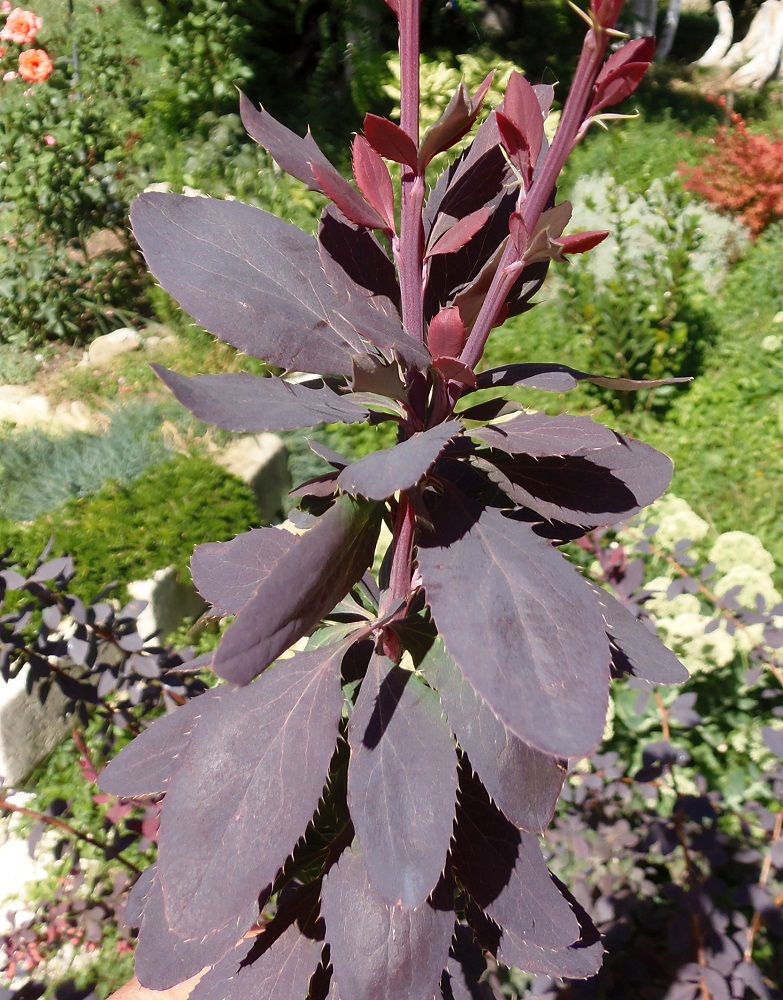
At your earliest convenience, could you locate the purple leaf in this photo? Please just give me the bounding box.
[763,726,783,758]
[471,412,620,456]
[239,92,332,191]
[495,878,604,979]
[213,498,380,685]
[134,867,242,989]
[124,864,155,929]
[419,75,493,168]
[191,527,296,616]
[153,368,367,433]
[189,922,324,1000]
[348,655,457,908]
[336,421,461,501]
[442,925,500,1000]
[476,362,693,393]
[592,587,688,685]
[484,435,673,529]
[352,135,395,232]
[453,769,579,949]
[418,497,610,758]
[98,690,223,798]
[417,638,565,834]
[28,557,72,583]
[322,843,454,1000]
[503,71,545,164]
[153,642,347,951]
[319,207,400,308]
[131,194,418,377]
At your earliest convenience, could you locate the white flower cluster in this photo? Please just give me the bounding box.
[568,173,749,293]
[624,496,782,674]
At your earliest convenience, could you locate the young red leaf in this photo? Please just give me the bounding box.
[191,526,297,616]
[212,498,380,685]
[502,71,544,164]
[590,62,650,116]
[428,306,468,359]
[453,769,579,949]
[384,0,399,15]
[418,73,494,169]
[556,230,610,255]
[363,113,418,169]
[508,211,528,257]
[418,495,610,759]
[596,36,656,84]
[153,367,367,433]
[352,134,395,233]
[348,655,457,909]
[322,844,454,1000]
[425,205,492,258]
[336,420,461,501]
[495,112,531,182]
[417,638,566,834]
[433,356,477,389]
[591,0,624,28]
[310,160,387,230]
[152,642,348,951]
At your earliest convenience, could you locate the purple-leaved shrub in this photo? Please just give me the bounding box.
[99,2,696,996]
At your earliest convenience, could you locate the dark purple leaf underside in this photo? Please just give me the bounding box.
[337,421,461,501]
[131,194,420,377]
[98,689,223,798]
[442,925,500,1000]
[124,864,155,929]
[471,412,620,456]
[496,878,604,980]
[153,367,367,433]
[592,586,688,685]
[319,206,401,308]
[476,362,692,393]
[213,498,380,685]
[418,499,610,758]
[190,526,296,616]
[348,655,457,908]
[488,437,673,529]
[417,639,565,834]
[322,843,454,1000]
[152,643,347,951]
[454,770,579,949]
[189,922,323,1000]
[134,868,242,990]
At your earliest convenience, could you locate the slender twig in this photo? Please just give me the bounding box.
[0,797,142,875]
[744,809,783,962]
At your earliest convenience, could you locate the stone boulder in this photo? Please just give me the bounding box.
[127,566,206,642]
[0,668,70,787]
[214,433,290,521]
[87,328,142,367]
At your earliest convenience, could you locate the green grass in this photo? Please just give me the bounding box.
[0,454,259,600]
[0,403,175,522]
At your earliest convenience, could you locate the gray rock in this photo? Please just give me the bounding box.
[87,328,142,366]
[127,567,206,642]
[0,668,70,786]
[215,433,290,521]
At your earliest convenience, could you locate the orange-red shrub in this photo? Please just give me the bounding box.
[680,99,783,238]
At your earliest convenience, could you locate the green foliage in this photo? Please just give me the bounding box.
[0,14,148,347]
[141,0,253,140]
[0,346,42,385]
[0,404,173,522]
[559,179,719,412]
[0,455,259,599]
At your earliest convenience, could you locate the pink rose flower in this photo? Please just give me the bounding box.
[42,133,55,146]
[17,46,51,83]
[0,7,42,46]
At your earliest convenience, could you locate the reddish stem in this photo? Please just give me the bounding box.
[397,0,425,343]
[459,26,609,372]
[388,495,416,606]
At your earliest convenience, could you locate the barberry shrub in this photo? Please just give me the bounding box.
[100,2,691,996]
[680,99,783,238]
